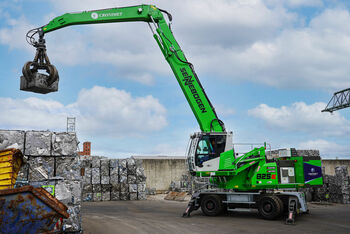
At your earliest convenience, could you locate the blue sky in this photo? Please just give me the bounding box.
[1,0,350,158]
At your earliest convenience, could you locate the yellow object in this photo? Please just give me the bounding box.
[0,148,24,189]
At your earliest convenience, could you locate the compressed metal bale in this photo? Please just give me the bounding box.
[110,167,119,185]
[127,158,136,175]
[83,184,93,193]
[102,192,111,201]
[102,184,111,201]
[101,159,109,175]
[120,183,129,193]
[55,156,82,181]
[138,192,147,200]
[55,180,82,206]
[92,168,101,184]
[82,167,92,185]
[25,131,52,156]
[91,156,101,168]
[63,205,82,232]
[111,191,120,201]
[296,150,320,157]
[128,175,136,184]
[129,184,138,193]
[93,192,102,202]
[119,174,127,183]
[93,184,101,193]
[81,159,92,168]
[109,159,119,168]
[101,176,110,185]
[16,163,29,181]
[137,183,146,193]
[136,167,146,183]
[111,184,120,193]
[0,130,25,152]
[52,132,78,156]
[119,159,128,179]
[129,192,137,200]
[83,193,93,202]
[28,156,54,181]
[120,192,129,201]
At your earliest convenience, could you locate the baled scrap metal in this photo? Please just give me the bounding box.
[28,156,54,181]
[93,185,102,201]
[0,130,25,152]
[137,183,146,193]
[110,167,119,185]
[81,158,92,168]
[25,131,52,156]
[102,184,111,201]
[52,132,78,156]
[55,180,82,206]
[296,150,320,157]
[129,184,138,193]
[127,157,136,175]
[111,191,120,201]
[138,192,147,200]
[16,163,29,181]
[82,167,92,184]
[120,183,129,193]
[93,184,101,193]
[128,175,136,184]
[136,167,146,183]
[83,192,93,202]
[91,168,100,184]
[101,175,110,184]
[120,192,129,200]
[64,205,82,233]
[129,192,137,200]
[93,192,102,201]
[101,159,110,184]
[91,156,101,168]
[109,159,119,168]
[56,156,82,181]
[83,183,93,193]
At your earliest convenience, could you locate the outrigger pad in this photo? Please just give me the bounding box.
[20,72,59,94]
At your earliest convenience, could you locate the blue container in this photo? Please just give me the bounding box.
[0,185,69,234]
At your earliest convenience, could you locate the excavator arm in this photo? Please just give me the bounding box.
[22,4,225,133]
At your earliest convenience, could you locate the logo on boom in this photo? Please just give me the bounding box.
[180,68,207,113]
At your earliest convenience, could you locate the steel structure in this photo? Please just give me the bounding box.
[322,88,350,113]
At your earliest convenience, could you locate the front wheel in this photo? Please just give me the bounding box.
[201,195,224,216]
[258,195,283,220]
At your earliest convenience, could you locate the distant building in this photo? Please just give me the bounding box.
[78,142,91,156]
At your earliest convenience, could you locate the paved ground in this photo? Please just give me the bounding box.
[82,200,350,234]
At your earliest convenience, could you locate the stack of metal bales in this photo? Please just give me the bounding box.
[81,156,147,201]
[0,130,82,233]
[310,166,350,204]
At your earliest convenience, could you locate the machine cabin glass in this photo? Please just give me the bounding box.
[195,135,226,167]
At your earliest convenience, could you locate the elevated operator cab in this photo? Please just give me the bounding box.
[187,132,233,173]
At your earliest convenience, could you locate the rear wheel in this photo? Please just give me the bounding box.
[201,195,224,216]
[258,195,283,220]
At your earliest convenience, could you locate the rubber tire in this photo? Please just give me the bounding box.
[201,195,224,216]
[258,195,283,220]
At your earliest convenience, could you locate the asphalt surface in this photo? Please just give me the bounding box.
[82,200,350,234]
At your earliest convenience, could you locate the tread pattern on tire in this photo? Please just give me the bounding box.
[258,195,283,220]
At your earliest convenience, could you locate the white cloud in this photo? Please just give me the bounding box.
[299,139,350,158]
[0,86,167,136]
[2,1,350,90]
[248,102,350,136]
[285,0,323,8]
